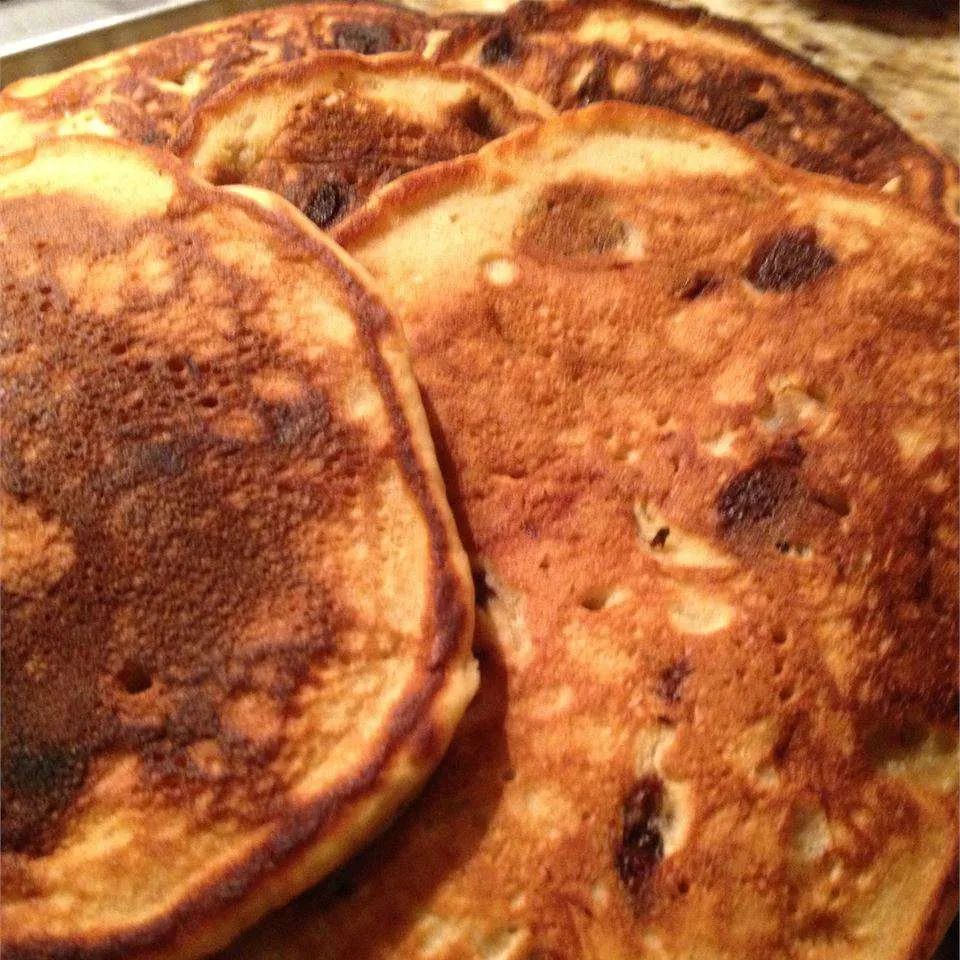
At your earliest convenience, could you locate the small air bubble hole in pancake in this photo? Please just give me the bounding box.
[117,659,152,695]
[580,587,628,612]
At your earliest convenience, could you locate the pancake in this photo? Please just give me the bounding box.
[0,136,476,959]
[434,0,958,217]
[225,104,958,959]
[170,52,553,230]
[0,3,438,155]
[2,1,956,219]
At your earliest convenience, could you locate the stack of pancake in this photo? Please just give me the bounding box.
[1,3,956,960]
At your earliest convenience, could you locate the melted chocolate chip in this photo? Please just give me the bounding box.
[716,443,804,532]
[331,21,396,54]
[677,272,721,300]
[305,181,348,229]
[657,659,691,702]
[649,527,670,549]
[745,227,836,292]
[480,29,516,65]
[617,775,665,900]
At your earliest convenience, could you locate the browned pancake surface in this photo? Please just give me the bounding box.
[436,0,957,215]
[0,137,476,960]
[1,1,955,216]
[171,53,552,229]
[224,104,958,960]
[0,3,435,151]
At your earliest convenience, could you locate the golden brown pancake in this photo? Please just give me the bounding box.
[0,3,439,154]
[224,104,958,960]
[434,0,958,216]
[0,136,476,959]
[171,52,552,230]
[1,0,955,218]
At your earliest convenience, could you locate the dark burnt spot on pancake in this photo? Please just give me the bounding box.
[479,29,517,66]
[0,231,367,854]
[128,440,187,482]
[331,21,397,55]
[717,443,804,533]
[516,183,627,261]
[259,393,332,447]
[745,227,836,292]
[305,180,349,230]
[617,774,664,902]
[657,658,691,702]
[1,450,33,498]
[2,742,87,853]
[677,272,721,300]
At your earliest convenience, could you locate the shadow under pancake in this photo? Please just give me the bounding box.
[222,620,511,959]
[933,917,958,960]
[420,390,480,560]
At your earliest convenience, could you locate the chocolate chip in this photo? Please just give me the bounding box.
[305,181,348,229]
[657,659,691,702]
[677,272,721,300]
[716,444,804,532]
[709,94,768,133]
[480,29,516,65]
[617,775,665,900]
[745,227,836,292]
[649,527,670,549]
[332,21,395,55]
